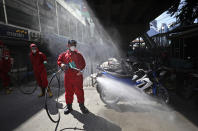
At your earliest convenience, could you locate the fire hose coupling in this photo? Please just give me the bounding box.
[70,67,84,73]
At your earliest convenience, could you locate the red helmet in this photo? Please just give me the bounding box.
[30,43,37,48]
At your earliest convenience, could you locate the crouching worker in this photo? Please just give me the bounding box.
[57,40,89,114]
[0,41,12,94]
[29,43,53,97]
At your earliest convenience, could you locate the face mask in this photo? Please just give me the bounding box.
[32,49,37,54]
[70,46,76,51]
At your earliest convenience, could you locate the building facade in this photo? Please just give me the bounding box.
[0,0,93,77]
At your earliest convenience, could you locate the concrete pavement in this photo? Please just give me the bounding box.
[0,84,198,131]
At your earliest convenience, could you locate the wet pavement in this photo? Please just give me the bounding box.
[0,83,198,131]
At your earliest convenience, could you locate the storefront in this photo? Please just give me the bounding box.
[0,24,39,73]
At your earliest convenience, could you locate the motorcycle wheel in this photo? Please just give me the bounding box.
[96,84,102,93]
[99,88,119,105]
[156,85,170,104]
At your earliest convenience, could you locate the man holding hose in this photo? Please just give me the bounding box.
[57,40,89,114]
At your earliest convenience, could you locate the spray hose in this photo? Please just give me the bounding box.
[44,69,62,131]
[44,69,61,123]
[18,72,38,95]
[18,82,37,95]
[44,66,82,130]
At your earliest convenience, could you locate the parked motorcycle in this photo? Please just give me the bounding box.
[92,58,170,105]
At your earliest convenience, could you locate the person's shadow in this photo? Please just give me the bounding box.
[60,110,121,131]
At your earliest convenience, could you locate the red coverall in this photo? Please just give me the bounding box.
[57,49,86,104]
[29,44,48,88]
[0,55,11,88]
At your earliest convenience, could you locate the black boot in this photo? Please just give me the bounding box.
[64,104,73,114]
[79,103,89,114]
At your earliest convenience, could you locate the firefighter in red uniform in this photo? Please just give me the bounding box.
[57,40,89,114]
[29,43,53,97]
[0,41,12,94]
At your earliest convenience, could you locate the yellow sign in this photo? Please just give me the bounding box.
[16,29,27,34]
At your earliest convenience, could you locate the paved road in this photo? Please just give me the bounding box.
[0,83,198,131]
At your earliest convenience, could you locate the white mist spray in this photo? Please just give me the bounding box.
[97,77,155,105]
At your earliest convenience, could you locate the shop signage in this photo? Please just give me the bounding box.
[0,24,29,40]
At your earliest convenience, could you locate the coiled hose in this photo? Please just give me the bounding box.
[44,69,62,123]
